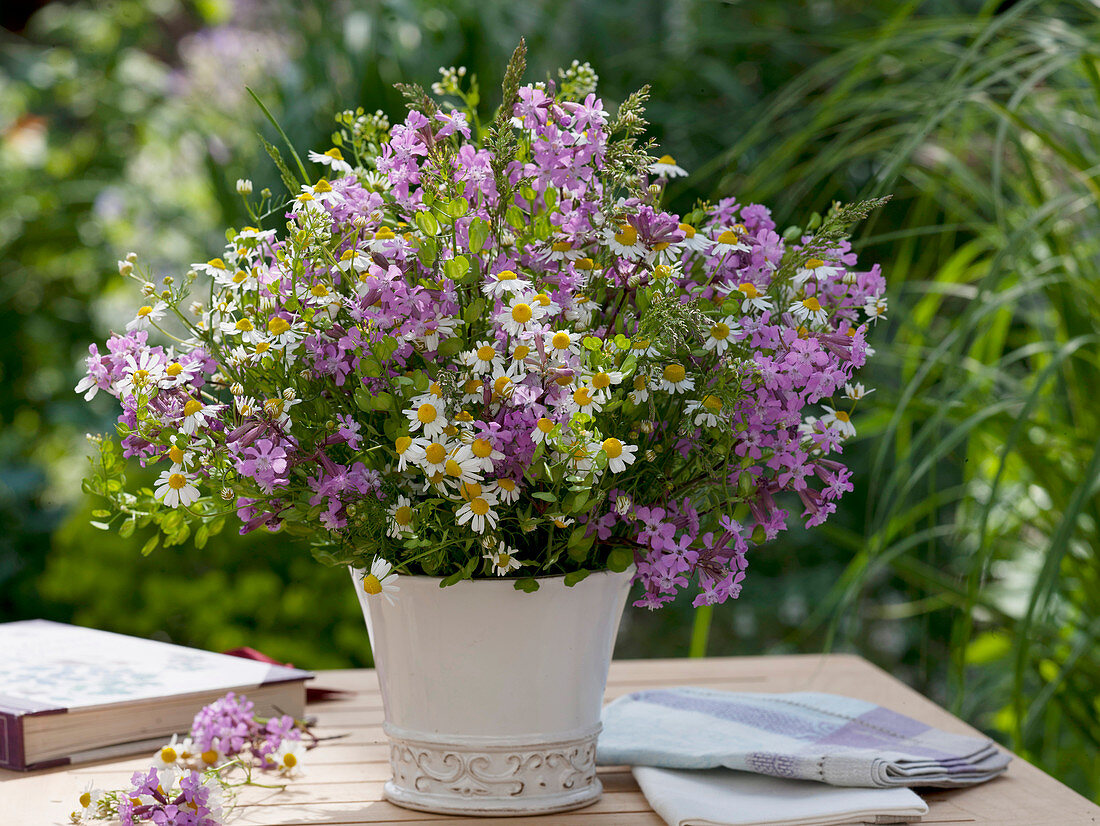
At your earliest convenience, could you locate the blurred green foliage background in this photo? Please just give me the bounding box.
[3,0,1099,801]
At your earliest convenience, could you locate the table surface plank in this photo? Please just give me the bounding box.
[2,654,1098,825]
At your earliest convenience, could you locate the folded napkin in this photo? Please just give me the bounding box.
[633,766,928,826]
[599,688,1010,788]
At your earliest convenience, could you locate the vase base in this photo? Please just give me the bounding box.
[383,778,603,817]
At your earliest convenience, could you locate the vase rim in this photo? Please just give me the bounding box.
[349,564,635,584]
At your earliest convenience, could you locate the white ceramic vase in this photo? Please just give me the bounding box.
[349,566,634,816]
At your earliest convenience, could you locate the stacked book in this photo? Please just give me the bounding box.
[0,620,312,771]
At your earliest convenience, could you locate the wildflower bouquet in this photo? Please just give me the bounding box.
[79,43,885,609]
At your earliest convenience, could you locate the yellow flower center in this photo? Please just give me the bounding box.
[232,270,249,284]
[132,369,149,384]
[573,387,593,406]
[555,373,574,386]
[268,316,291,335]
[703,394,723,411]
[183,399,202,417]
[614,224,638,246]
[497,478,516,492]
[511,303,533,323]
[551,331,572,350]
[657,154,676,165]
[496,552,512,568]
[160,746,177,763]
[207,258,227,270]
[802,297,822,312]
[738,283,759,298]
[311,283,330,297]
[167,473,187,490]
[537,417,555,433]
[255,341,271,354]
[663,364,686,384]
[534,293,551,306]
[497,269,518,281]
[654,264,672,279]
[633,376,647,391]
[137,306,153,318]
[465,379,482,394]
[79,792,92,808]
[652,241,670,251]
[711,322,731,340]
[425,443,446,464]
[417,403,437,424]
[551,240,572,252]
[805,258,825,269]
[493,376,513,396]
[632,338,651,351]
[678,223,696,239]
[470,497,490,516]
[283,753,297,768]
[165,362,182,376]
[513,344,530,360]
[602,438,623,459]
[362,574,383,595]
[461,482,482,500]
[375,226,395,240]
[168,446,185,464]
[395,436,412,455]
[477,345,496,361]
[394,505,412,526]
[445,459,463,477]
[235,318,254,332]
[575,257,595,270]
[472,438,493,458]
[314,178,333,193]
[834,410,850,422]
[325,147,344,160]
[591,372,612,389]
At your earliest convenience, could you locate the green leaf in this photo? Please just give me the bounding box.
[505,205,526,229]
[354,386,374,411]
[513,577,540,593]
[583,336,602,351]
[118,520,135,539]
[415,210,440,236]
[417,236,438,266]
[437,337,464,359]
[443,255,470,281]
[247,87,308,183]
[531,491,557,502]
[564,569,590,587]
[141,534,160,557]
[90,520,110,531]
[464,297,486,324]
[607,547,633,572]
[91,508,111,518]
[444,197,470,218]
[468,217,491,253]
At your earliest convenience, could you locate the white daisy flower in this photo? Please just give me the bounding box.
[115,350,167,397]
[213,264,261,292]
[864,296,888,322]
[366,225,402,251]
[192,257,234,278]
[629,337,661,358]
[486,477,520,504]
[659,363,695,394]
[496,292,548,338]
[308,147,353,175]
[154,469,200,508]
[361,557,400,605]
[74,781,105,821]
[649,154,688,178]
[462,340,503,375]
[441,445,483,487]
[420,440,451,476]
[272,738,306,778]
[262,393,301,430]
[605,222,645,259]
[297,178,342,207]
[686,394,725,428]
[125,301,167,332]
[461,376,488,405]
[789,296,828,327]
[712,225,751,255]
[404,398,449,440]
[455,491,499,534]
[530,290,562,317]
[152,734,197,769]
[731,282,773,315]
[563,293,597,327]
[793,257,841,288]
[677,222,712,252]
[531,416,559,445]
[219,314,263,344]
[704,316,740,356]
[546,329,582,360]
[236,395,260,418]
[600,437,638,473]
[560,440,601,475]
[181,398,217,435]
[844,382,874,401]
[157,359,201,390]
[484,542,523,575]
[629,374,650,404]
[820,405,856,439]
[587,369,624,400]
[468,436,504,473]
[482,269,532,300]
[387,495,415,538]
[545,237,584,261]
[164,439,195,473]
[394,435,428,471]
[563,385,603,416]
[335,246,372,276]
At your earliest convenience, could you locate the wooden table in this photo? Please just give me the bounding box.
[3,655,1098,825]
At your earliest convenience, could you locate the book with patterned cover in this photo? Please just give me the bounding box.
[0,620,312,771]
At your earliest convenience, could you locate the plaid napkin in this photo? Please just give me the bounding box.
[598,688,1011,788]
